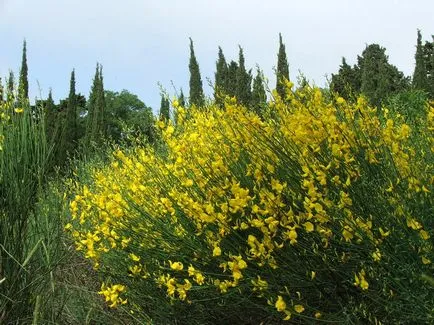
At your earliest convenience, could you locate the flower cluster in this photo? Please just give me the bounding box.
[66,86,433,323]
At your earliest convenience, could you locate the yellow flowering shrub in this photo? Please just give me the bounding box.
[66,85,433,323]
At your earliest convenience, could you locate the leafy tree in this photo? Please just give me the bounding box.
[413,30,429,93]
[251,68,267,116]
[159,94,170,121]
[189,38,205,107]
[236,46,252,106]
[18,40,29,102]
[276,33,290,99]
[214,46,228,106]
[104,90,154,143]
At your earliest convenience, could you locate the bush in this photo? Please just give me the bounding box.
[66,84,433,324]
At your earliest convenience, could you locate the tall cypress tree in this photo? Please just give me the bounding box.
[276,33,290,99]
[413,30,429,92]
[236,46,252,106]
[65,69,77,151]
[251,68,267,116]
[331,57,360,100]
[214,46,228,106]
[226,61,238,98]
[0,78,3,104]
[189,38,205,107]
[18,40,29,102]
[44,89,57,140]
[159,95,170,120]
[7,71,15,103]
[179,89,186,107]
[86,64,106,146]
[97,66,106,137]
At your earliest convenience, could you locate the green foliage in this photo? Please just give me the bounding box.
[360,44,410,107]
[214,46,228,107]
[413,30,429,93]
[105,89,155,144]
[188,38,205,107]
[18,40,29,102]
[85,64,106,148]
[159,94,170,121]
[236,46,252,106]
[0,98,51,323]
[226,60,238,98]
[331,57,360,100]
[7,71,15,103]
[332,44,410,107]
[251,68,267,116]
[0,78,4,104]
[59,69,78,164]
[276,33,290,99]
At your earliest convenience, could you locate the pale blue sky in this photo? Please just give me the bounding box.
[0,0,433,112]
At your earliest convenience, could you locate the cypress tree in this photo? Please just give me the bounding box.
[65,69,77,151]
[18,40,29,102]
[413,30,429,92]
[214,46,228,106]
[236,46,252,106]
[422,37,434,98]
[179,89,186,107]
[97,66,106,138]
[86,64,106,145]
[251,68,267,116]
[226,61,238,98]
[0,78,3,104]
[276,33,290,99]
[331,57,360,100]
[188,38,205,107]
[159,95,170,120]
[45,89,57,140]
[7,71,15,103]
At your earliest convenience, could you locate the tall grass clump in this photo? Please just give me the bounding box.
[0,93,53,323]
[66,83,433,324]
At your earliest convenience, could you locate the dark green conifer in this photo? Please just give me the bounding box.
[251,68,267,116]
[86,63,106,146]
[18,40,29,101]
[0,78,3,104]
[214,46,228,106]
[236,46,252,106]
[188,38,205,107]
[413,30,429,92]
[276,33,290,99]
[159,95,170,120]
[179,89,186,107]
[226,61,238,98]
[7,71,15,103]
[331,57,360,100]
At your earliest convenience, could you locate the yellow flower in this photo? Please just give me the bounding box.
[169,260,184,271]
[275,295,286,312]
[294,304,305,313]
[129,253,140,262]
[303,221,314,232]
[14,107,24,113]
[213,246,222,257]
